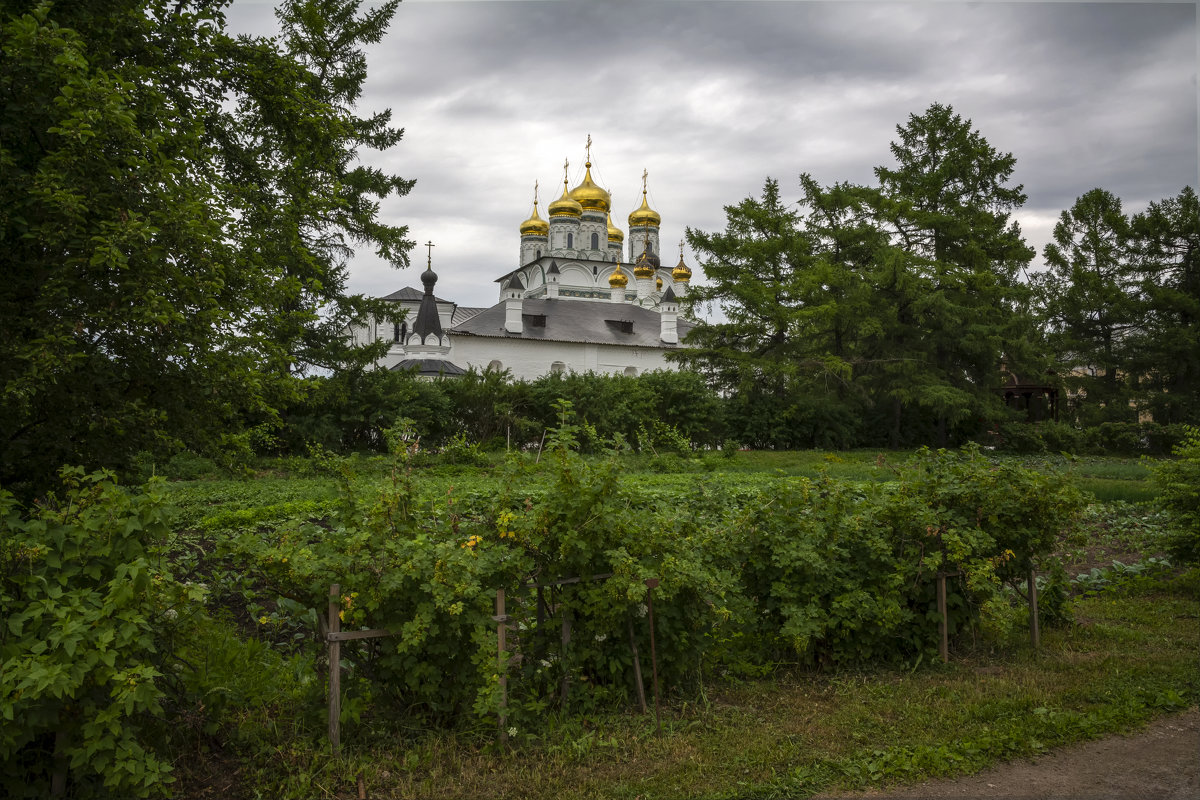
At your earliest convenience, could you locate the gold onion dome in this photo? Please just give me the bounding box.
[608,265,628,288]
[606,211,624,243]
[520,201,549,236]
[569,161,611,212]
[633,249,656,279]
[548,180,582,218]
[656,276,663,290]
[628,191,661,228]
[672,254,693,283]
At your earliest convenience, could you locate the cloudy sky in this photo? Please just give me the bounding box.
[226,0,1198,311]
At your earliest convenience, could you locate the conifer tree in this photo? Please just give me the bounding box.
[870,103,1036,445]
[1033,188,1141,423]
[1130,186,1200,422]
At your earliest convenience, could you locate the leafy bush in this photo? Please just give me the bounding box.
[1,470,202,798]
[1151,426,1200,563]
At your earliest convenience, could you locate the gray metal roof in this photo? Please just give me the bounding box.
[381,286,451,303]
[451,306,487,326]
[450,298,694,348]
[392,359,466,377]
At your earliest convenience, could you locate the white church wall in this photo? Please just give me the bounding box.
[449,336,677,381]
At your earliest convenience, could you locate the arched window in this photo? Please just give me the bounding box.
[567,233,573,249]
[400,321,408,343]
[550,361,566,375]
[536,249,542,259]
[393,322,400,342]
[487,360,503,372]
[591,232,599,250]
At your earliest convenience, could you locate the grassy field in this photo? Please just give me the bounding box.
[163,448,1196,800]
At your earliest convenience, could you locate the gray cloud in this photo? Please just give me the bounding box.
[225,0,1197,307]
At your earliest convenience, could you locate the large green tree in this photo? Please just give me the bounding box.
[0,0,412,494]
[1032,188,1140,423]
[869,103,1037,446]
[679,104,1037,448]
[1130,186,1200,423]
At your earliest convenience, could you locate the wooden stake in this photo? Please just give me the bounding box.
[50,729,67,797]
[937,571,948,663]
[1029,568,1040,649]
[496,588,508,742]
[645,578,662,737]
[560,608,572,710]
[328,583,342,755]
[628,616,647,714]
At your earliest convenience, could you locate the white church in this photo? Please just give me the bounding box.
[349,151,697,380]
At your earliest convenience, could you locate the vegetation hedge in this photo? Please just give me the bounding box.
[0,415,1103,797]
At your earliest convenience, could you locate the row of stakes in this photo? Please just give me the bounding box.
[325,569,1041,755]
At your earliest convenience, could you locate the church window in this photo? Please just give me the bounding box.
[536,249,542,259]
[551,361,566,374]
[593,265,598,277]
[591,232,599,249]
[567,233,573,248]
[393,322,400,342]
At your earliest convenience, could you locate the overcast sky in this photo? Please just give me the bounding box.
[226,0,1198,310]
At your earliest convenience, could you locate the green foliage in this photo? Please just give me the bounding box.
[0,469,199,798]
[0,0,413,497]
[1151,426,1200,563]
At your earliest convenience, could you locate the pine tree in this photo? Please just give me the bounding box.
[1033,188,1140,423]
[870,103,1036,445]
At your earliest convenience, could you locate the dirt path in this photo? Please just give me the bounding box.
[814,707,1200,800]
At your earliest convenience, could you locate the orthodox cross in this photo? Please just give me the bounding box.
[533,180,539,206]
[642,168,648,194]
[586,134,592,162]
[679,239,685,259]
[425,240,435,268]
[562,158,569,186]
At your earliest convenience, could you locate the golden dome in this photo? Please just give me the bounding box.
[628,191,661,228]
[548,180,582,218]
[606,211,624,243]
[633,250,655,279]
[569,161,611,212]
[608,265,628,288]
[520,201,549,236]
[672,254,693,283]
[656,276,663,291]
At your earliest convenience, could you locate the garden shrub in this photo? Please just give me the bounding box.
[1151,426,1200,563]
[0,470,203,798]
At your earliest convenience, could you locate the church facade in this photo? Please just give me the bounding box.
[350,152,697,380]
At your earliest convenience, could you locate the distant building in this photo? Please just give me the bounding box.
[349,152,697,379]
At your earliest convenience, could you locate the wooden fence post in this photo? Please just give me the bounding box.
[937,571,948,663]
[328,583,341,755]
[628,616,647,714]
[1029,568,1040,649]
[560,608,572,711]
[496,588,508,742]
